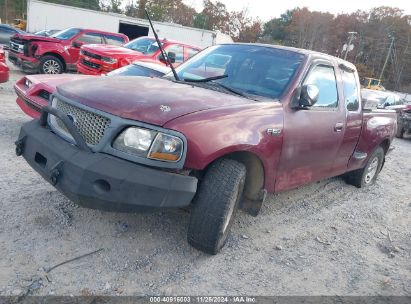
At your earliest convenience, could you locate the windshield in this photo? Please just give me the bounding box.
[51,28,81,40]
[167,44,304,100]
[124,37,162,55]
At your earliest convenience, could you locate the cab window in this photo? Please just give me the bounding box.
[342,70,360,111]
[304,65,338,108]
[104,34,125,45]
[77,33,103,44]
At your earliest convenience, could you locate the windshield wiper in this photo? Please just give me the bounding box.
[184,74,228,82]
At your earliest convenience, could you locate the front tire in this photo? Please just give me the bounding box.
[345,147,384,188]
[395,123,404,138]
[40,55,63,74]
[187,159,246,254]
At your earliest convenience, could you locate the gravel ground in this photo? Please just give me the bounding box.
[0,68,410,297]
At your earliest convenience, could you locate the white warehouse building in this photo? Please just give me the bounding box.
[26,0,233,48]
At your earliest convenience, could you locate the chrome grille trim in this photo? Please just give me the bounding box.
[49,98,111,146]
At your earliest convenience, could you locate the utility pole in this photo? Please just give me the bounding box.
[344,31,357,60]
[379,36,395,81]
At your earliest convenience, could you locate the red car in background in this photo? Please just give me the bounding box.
[0,46,9,83]
[8,28,128,74]
[15,61,170,118]
[77,36,200,75]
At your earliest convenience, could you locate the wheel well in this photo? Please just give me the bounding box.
[42,52,66,71]
[217,151,265,201]
[380,138,390,154]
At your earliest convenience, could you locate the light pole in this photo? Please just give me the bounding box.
[344,31,357,60]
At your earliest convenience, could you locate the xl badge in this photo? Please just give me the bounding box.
[160,105,171,112]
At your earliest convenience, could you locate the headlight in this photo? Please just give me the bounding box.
[113,127,156,157]
[148,133,183,162]
[101,56,117,64]
[113,127,183,162]
[24,78,32,88]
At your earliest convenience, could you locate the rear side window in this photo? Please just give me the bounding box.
[104,34,125,45]
[342,70,360,111]
[165,45,184,63]
[77,33,103,44]
[187,47,199,59]
[304,65,338,108]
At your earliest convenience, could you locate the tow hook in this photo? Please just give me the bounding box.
[50,169,60,185]
[15,138,25,156]
[50,161,64,186]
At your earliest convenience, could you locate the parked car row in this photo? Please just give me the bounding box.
[361,88,411,138]
[5,26,200,75]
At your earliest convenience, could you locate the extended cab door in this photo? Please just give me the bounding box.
[333,66,362,173]
[275,60,346,191]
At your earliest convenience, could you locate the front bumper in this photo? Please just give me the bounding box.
[8,51,39,73]
[16,113,197,212]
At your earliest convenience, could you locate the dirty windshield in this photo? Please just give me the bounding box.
[124,37,163,55]
[171,44,304,100]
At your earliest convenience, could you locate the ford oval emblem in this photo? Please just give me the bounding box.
[66,114,76,124]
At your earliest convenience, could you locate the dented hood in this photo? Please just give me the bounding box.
[13,33,61,43]
[56,77,253,126]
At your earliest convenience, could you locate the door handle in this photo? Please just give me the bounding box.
[334,122,344,132]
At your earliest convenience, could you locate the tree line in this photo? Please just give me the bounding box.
[1,0,410,92]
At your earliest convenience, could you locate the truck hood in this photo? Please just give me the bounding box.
[12,33,60,43]
[56,77,254,126]
[82,44,142,57]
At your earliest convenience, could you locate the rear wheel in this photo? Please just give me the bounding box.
[40,55,63,74]
[345,147,384,188]
[187,159,246,254]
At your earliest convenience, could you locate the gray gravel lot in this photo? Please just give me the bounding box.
[0,69,410,296]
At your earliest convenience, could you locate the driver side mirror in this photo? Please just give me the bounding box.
[167,51,176,63]
[72,40,83,48]
[299,84,319,107]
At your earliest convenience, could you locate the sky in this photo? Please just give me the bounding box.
[182,0,411,21]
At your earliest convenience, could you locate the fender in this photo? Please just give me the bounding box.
[164,102,285,193]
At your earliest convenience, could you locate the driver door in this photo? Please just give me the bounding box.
[275,61,346,191]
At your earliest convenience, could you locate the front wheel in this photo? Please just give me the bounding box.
[395,123,404,138]
[345,146,385,188]
[187,159,246,254]
[40,55,63,74]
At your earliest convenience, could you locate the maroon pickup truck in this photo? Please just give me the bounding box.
[16,44,396,254]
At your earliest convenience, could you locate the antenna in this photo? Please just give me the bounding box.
[144,9,180,81]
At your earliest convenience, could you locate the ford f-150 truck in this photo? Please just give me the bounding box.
[8,28,129,74]
[77,36,200,75]
[16,44,397,254]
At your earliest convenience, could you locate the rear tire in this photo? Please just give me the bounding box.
[40,55,63,74]
[187,159,246,254]
[345,147,384,188]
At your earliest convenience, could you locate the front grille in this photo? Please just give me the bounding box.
[81,58,101,70]
[81,50,101,60]
[9,40,24,53]
[50,98,110,146]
